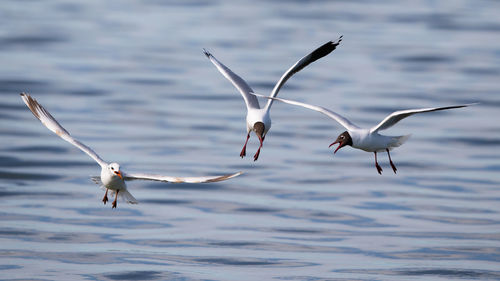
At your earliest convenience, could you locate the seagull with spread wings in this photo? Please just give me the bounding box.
[253,93,473,174]
[203,36,342,161]
[21,93,241,208]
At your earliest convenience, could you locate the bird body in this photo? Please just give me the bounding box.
[100,162,127,193]
[349,129,410,153]
[100,164,125,190]
[247,108,271,137]
[203,36,343,160]
[246,108,270,134]
[253,93,472,174]
[21,93,241,208]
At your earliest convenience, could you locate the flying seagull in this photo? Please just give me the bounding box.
[20,93,242,208]
[203,36,343,161]
[253,93,473,174]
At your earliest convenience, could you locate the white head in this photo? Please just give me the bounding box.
[108,162,123,180]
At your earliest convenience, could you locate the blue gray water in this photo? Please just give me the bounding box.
[1,0,500,280]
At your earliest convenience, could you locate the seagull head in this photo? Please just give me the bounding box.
[329,131,352,154]
[253,122,266,140]
[108,162,123,179]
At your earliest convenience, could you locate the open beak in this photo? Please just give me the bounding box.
[114,171,123,179]
[329,141,342,154]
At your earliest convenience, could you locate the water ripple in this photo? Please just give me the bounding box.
[334,268,500,279]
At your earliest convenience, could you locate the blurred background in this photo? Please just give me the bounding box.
[1,0,499,280]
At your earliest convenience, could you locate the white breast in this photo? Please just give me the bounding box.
[100,169,126,191]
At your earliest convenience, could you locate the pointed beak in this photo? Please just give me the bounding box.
[329,141,342,154]
[114,170,123,179]
[333,144,342,154]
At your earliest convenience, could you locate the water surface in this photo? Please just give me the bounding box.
[1,0,500,280]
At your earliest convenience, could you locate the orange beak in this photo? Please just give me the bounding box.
[114,171,123,179]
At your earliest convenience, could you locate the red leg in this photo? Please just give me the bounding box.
[253,134,264,161]
[387,149,397,174]
[374,152,383,175]
[102,188,109,204]
[240,133,250,158]
[112,190,119,209]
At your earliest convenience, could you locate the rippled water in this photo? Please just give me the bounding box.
[1,0,500,280]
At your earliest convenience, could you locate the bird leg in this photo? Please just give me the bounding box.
[112,190,119,209]
[102,188,109,204]
[240,133,250,158]
[374,152,383,175]
[253,134,264,161]
[386,149,397,174]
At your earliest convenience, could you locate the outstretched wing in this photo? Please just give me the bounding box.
[265,36,343,110]
[254,94,359,131]
[370,104,474,133]
[203,49,260,110]
[20,93,107,167]
[123,171,242,183]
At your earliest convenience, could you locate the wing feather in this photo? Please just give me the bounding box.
[254,94,359,131]
[265,36,343,110]
[203,49,260,110]
[370,104,474,133]
[123,171,242,183]
[21,93,107,167]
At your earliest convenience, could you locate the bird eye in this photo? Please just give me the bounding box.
[340,136,344,139]
[111,167,114,170]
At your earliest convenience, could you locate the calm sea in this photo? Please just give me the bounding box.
[1,0,499,280]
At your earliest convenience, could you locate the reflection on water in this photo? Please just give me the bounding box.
[1,0,500,280]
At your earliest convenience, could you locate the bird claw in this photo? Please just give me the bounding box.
[102,193,108,205]
[253,150,260,161]
[112,201,117,209]
[376,164,383,175]
[240,144,247,158]
[390,162,397,174]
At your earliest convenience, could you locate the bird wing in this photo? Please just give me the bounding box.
[203,49,260,110]
[265,36,343,111]
[370,104,474,133]
[123,171,242,183]
[21,93,108,167]
[254,94,359,131]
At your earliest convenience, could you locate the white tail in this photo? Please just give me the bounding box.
[390,134,411,149]
[117,189,138,204]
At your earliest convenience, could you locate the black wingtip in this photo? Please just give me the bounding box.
[328,35,343,48]
[323,35,343,49]
[308,35,343,62]
[202,48,211,58]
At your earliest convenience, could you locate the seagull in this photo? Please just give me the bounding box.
[253,93,473,174]
[203,36,343,161]
[20,93,242,208]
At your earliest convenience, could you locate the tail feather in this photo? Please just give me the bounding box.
[390,134,411,149]
[116,189,138,204]
[91,176,102,185]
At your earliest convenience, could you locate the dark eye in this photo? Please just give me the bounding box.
[111,167,114,170]
[340,136,344,139]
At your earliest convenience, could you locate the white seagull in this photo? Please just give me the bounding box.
[21,93,242,208]
[203,36,343,161]
[253,93,473,174]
